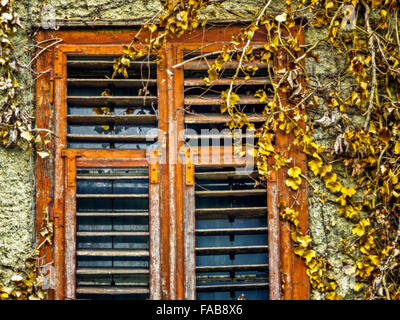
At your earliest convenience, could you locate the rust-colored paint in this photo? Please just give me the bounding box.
[35,32,55,300]
[166,44,178,300]
[63,154,77,300]
[36,26,309,301]
[267,156,281,300]
[183,151,196,300]
[149,152,162,299]
[157,46,171,300]
[185,149,194,186]
[290,27,310,300]
[53,43,68,300]
[274,26,309,300]
[150,150,159,184]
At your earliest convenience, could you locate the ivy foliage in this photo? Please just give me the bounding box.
[112,0,400,300]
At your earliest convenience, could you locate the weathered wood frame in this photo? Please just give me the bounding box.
[60,148,161,300]
[35,26,308,300]
[167,26,309,300]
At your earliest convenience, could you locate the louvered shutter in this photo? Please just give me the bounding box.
[67,55,158,149]
[194,167,269,300]
[182,53,272,300]
[64,54,159,300]
[183,53,269,146]
[75,167,150,299]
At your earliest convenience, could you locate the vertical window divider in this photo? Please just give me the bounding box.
[148,149,162,299]
[182,147,196,300]
[62,150,78,299]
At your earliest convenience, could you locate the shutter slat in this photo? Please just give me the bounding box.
[67,134,157,143]
[196,245,268,255]
[184,97,263,105]
[77,231,149,237]
[196,283,268,292]
[76,175,148,180]
[196,264,268,273]
[195,189,267,197]
[196,227,267,236]
[76,287,150,295]
[67,114,157,125]
[68,79,157,88]
[77,249,149,257]
[184,78,270,86]
[183,60,269,70]
[195,171,258,180]
[67,96,157,107]
[185,114,265,124]
[68,60,156,69]
[196,207,267,219]
[76,268,149,275]
[76,193,148,199]
[185,133,257,140]
[77,211,149,217]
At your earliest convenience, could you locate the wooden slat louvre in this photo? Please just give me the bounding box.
[196,283,268,292]
[184,78,270,86]
[76,193,148,199]
[195,206,267,219]
[68,79,157,88]
[195,227,267,236]
[67,96,157,107]
[184,97,264,105]
[195,189,267,197]
[67,60,156,69]
[77,249,149,257]
[76,268,149,275]
[194,170,258,180]
[195,245,268,255]
[77,231,149,237]
[185,114,266,124]
[67,134,157,143]
[67,114,157,125]
[183,60,269,70]
[76,175,149,180]
[76,287,150,295]
[196,264,268,273]
[76,211,149,218]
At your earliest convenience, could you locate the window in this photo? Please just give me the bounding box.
[35,26,308,300]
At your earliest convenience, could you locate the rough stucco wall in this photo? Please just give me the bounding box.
[0,0,35,287]
[28,0,276,23]
[1,0,360,299]
[304,24,362,299]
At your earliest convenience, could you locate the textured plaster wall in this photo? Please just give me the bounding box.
[304,24,362,300]
[0,0,359,299]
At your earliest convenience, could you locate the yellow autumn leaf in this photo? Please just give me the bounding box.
[326,180,342,193]
[394,140,400,155]
[353,283,363,292]
[286,176,302,190]
[291,231,312,248]
[320,164,332,178]
[288,166,302,178]
[352,218,370,237]
[369,255,380,266]
[303,249,316,264]
[341,186,356,198]
[308,159,322,176]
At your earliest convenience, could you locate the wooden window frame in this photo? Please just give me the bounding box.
[35,26,308,300]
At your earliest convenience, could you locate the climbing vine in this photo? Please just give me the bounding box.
[111,0,400,300]
[1,0,400,300]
